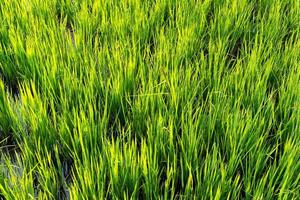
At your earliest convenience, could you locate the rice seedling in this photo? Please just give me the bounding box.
[0,0,299,199]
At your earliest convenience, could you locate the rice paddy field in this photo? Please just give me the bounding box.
[0,0,299,199]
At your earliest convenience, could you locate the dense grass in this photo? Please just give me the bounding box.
[0,0,299,199]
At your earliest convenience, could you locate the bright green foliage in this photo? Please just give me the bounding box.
[0,0,299,199]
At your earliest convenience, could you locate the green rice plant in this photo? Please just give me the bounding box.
[0,0,299,199]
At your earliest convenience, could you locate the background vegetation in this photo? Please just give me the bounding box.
[0,0,299,199]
